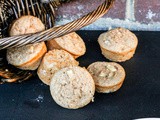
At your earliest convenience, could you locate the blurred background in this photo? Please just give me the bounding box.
[55,0,160,31]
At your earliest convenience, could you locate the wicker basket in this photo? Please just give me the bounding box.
[0,0,114,83]
[0,0,114,49]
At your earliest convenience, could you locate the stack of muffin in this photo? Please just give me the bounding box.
[7,15,138,109]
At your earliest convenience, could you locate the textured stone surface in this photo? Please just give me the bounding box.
[55,0,160,31]
[135,0,160,24]
[56,0,104,21]
[103,0,126,19]
[56,0,126,20]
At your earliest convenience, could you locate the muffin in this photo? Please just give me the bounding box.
[98,27,138,62]
[7,42,47,70]
[9,15,45,36]
[37,49,79,85]
[87,62,125,93]
[47,32,86,59]
[50,66,95,109]
[7,15,47,70]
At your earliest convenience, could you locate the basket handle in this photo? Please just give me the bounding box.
[0,0,115,50]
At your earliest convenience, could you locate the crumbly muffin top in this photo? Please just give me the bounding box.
[9,15,45,36]
[87,62,125,87]
[98,28,138,53]
[37,49,79,85]
[50,66,95,109]
[53,32,86,56]
[7,42,45,66]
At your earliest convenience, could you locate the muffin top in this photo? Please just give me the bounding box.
[9,15,45,36]
[47,32,86,56]
[98,28,138,53]
[87,62,125,87]
[50,66,95,109]
[37,49,79,85]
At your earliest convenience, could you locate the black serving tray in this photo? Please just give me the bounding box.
[0,31,160,120]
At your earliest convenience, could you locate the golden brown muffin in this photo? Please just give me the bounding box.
[37,49,79,85]
[50,66,95,109]
[7,15,47,70]
[47,32,86,59]
[87,62,125,93]
[98,27,138,62]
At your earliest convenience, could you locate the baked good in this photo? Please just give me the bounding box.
[9,15,45,36]
[37,49,79,85]
[7,42,47,70]
[47,32,86,59]
[7,15,47,70]
[50,66,95,109]
[98,27,138,62]
[87,62,125,93]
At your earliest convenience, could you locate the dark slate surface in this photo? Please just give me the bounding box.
[0,31,160,120]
